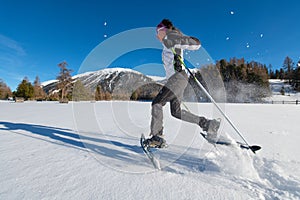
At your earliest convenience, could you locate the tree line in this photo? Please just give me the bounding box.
[0,76,49,101]
[189,57,270,103]
[216,57,269,87]
[0,57,299,101]
[0,61,73,101]
[0,61,105,102]
[269,56,300,91]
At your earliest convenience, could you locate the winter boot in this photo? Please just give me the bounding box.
[202,118,221,140]
[143,135,166,148]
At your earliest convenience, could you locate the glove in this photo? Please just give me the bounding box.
[173,54,183,72]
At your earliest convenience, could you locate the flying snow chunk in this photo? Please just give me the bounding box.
[230,11,234,15]
[246,43,250,48]
[260,34,264,38]
[104,34,107,38]
[104,21,107,26]
[298,62,300,67]
[226,37,230,40]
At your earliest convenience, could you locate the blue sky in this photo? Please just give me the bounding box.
[0,0,299,90]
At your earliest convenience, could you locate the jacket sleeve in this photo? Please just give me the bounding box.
[162,30,201,50]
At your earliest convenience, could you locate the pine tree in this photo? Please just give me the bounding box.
[94,85,112,100]
[15,77,34,100]
[95,85,103,101]
[283,56,294,84]
[33,76,46,100]
[268,64,273,78]
[0,79,12,99]
[72,80,92,101]
[293,60,300,91]
[56,61,73,103]
[279,68,285,80]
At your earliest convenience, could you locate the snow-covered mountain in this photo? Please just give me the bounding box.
[42,68,164,100]
[73,68,154,90]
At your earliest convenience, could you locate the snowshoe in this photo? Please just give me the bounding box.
[142,135,167,149]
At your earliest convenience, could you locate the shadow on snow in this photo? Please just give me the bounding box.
[0,121,218,173]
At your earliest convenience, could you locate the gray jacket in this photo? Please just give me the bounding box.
[161,29,201,79]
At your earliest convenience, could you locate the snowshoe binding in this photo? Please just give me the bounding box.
[142,135,167,149]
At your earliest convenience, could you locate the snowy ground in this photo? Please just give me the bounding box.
[264,79,300,103]
[1,100,300,200]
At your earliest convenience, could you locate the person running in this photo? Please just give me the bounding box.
[143,19,220,148]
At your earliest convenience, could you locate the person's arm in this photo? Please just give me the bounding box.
[162,30,201,50]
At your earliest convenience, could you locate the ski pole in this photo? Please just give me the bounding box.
[171,48,253,151]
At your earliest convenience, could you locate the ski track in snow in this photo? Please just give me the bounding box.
[0,101,300,199]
